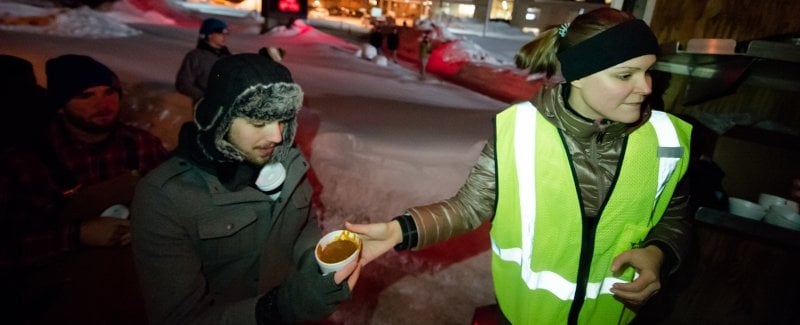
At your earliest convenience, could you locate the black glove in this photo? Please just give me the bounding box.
[256,247,351,324]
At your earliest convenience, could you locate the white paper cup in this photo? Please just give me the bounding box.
[758,193,788,208]
[764,205,800,230]
[758,193,799,213]
[256,163,286,200]
[315,230,361,275]
[100,204,129,219]
[255,163,286,192]
[728,197,767,220]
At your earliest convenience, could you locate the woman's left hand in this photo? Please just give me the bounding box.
[609,245,664,307]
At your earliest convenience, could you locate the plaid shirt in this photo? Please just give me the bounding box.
[0,119,167,268]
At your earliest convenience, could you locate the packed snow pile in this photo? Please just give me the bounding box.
[437,39,505,67]
[0,3,141,38]
[106,0,175,25]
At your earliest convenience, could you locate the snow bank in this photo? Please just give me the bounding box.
[0,3,140,38]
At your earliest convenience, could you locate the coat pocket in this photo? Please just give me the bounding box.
[197,206,258,263]
[289,181,312,209]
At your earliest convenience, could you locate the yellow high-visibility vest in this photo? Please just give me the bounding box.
[491,102,691,324]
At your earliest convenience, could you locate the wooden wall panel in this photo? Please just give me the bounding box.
[650,0,800,44]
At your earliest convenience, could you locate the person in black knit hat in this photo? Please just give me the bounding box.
[0,54,50,149]
[175,17,232,106]
[1,54,167,324]
[132,53,361,324]
[46,54,123,109]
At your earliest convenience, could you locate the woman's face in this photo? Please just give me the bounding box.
[567,54,656,124]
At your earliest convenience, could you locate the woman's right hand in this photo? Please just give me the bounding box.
[345,220,403,265]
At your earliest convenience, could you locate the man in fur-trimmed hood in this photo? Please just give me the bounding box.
[194,52,302,166]
[132,54,361,324]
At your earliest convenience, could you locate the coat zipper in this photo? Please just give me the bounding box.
[567,127,609,324]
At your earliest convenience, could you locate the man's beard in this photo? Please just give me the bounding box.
[244,153,272,167]
[63,112,117,134]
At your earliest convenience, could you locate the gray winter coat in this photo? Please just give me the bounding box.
[175,43,231,104]
[131,147,318,324]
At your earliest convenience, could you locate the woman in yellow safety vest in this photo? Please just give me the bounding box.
[349,7,693,324]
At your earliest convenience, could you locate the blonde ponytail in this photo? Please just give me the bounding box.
[514,27,561,78]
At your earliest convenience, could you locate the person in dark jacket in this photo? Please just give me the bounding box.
[387,27,400,63]
[418,32,432,79]
[0,54,51,149]
[258,46,286,62]
[349,7,693,324]
[175,17,232,105]
[368,26,384,55]
[132,54,361,324]
[0,54,167,324]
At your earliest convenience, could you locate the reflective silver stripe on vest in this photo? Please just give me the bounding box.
[649,111,681,205]
[491,103,681,300]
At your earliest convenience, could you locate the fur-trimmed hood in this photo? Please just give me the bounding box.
[194,53,304,164]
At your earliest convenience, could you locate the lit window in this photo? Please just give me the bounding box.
[457,4,475,17]
[525,7,540,20]
[278,0,300,12]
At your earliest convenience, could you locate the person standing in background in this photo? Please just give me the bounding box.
[387,27,400,63]
[0,54,51,150]
[368,26,384,56]
[175,17,232,106]
[259,46,287,62]
[418,32,431,79]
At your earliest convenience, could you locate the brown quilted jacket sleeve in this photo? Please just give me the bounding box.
[643,178,693,276]
[408,141,496,250]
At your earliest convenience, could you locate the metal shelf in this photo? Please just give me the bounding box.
[653,38,800,104]
[695,207,800,250]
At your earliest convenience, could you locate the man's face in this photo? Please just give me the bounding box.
[228,117,285,166]
[207,30,228,49]
[62,85,120,133]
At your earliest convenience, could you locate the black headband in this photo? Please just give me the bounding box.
[557,19,660,82]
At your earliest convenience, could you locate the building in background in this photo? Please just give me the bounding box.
[509,0,607,34]
[167,0,630,37]
[168,0,308,28]
[308,0,612,35]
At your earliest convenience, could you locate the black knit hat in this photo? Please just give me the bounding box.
[199,18,228,39]
[46,54,121,108]
[195,53,304,163]
[0,54,37,89]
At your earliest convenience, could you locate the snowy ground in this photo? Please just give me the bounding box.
[0,1,543,323]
